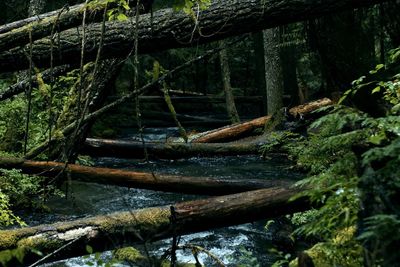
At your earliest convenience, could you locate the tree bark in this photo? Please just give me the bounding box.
[0,0,152,51]
[82,138,263,159]
[191,98,333,143]
[0,187,309,266]
[0,0,390,72]
[0,156,293,195]
[219,40,240,123]
[264,27,284,115]
[48,59,124,161]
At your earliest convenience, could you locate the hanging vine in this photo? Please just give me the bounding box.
[23,30,34,156]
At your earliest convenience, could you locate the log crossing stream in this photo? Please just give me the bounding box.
[18,128,303,266]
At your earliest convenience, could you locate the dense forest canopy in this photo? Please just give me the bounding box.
[0,0,399,266]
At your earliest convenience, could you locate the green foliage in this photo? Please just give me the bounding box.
[0,247,26,267]
[260,131,301,156]
[231,247,260,267]
[0,166,63,227]
[0,190,25,227]
[87,0,130,21]
[283,53,400,265]
[289,210,319,227]
[0,98,25,153]
[339,47,400,115]
[173,0,211,15]
[105,0,130,21]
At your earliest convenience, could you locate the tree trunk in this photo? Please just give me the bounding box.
[219,40,240,123]
[191,98,333,143]
[48,59,124,161]
[0,187,309,266]
[0,157,294,196]
[253,32,268,114]
[264,27,284,115]
[82,138,263,159]
[0,0,152,51]
[0,0,390,72]
[280,25,300,106]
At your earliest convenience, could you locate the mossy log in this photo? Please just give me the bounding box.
[82,138,263,159]
[0,187,309,265]
[0,0,153,52]
[0,0,389,72]
[191,98,333,143]
[0,157,293,195]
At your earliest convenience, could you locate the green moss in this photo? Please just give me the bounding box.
[96,208,170,234]
[0,232,18,249]
[113,247,145,262]
[17,235,62,251]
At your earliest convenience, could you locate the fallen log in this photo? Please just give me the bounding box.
[191,116,271,143]
[0,0,389,72]
[0,0,153,52]
[0,157,293,195]
[288,98,334,119]
[82,138,263,159]
[0,187,309,265]
[24,42,229,159]
[191,98,334,143]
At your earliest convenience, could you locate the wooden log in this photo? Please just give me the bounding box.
[0,0,153,51]
[82,138,263,159]
[0,187,309,265]
[191,116,271,143]
[0,157,293,196]
[0,0,389,72]
[288,97,334,119]
[191,98,334,143]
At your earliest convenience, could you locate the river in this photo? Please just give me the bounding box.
[20,128,302,266]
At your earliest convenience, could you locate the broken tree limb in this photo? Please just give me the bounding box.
[0,187,309,265]
[0,0,389,72]
[191,98,334,143]
[82,138,263,159]
[0,156,293,195]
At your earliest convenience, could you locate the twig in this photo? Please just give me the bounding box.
[28,237,80,267]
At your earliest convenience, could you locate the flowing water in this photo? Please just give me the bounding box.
[21,128,302,266]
